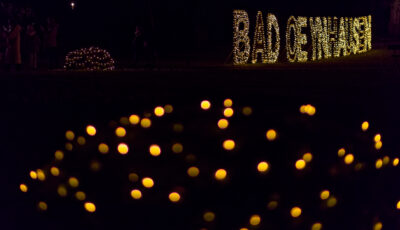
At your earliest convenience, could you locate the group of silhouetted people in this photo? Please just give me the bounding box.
[0,1,59,71]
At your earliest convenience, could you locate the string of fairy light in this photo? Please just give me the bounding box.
[64,47,115,71]
[18,98,400,229]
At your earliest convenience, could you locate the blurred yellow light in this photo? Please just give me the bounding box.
[374,134,381,142]
[223,139,235,151]
[65,142,73,151]
[131,189,142,199]
[57,185,68,197]
[290,207,302,218]
[140,118,152,128]
[375,141,383,150]
[187,167,200,177]
[361,121,369,131]
[300,105,307,114]
[242,106,253,116]
[142,177,154,188]
[203,211,215,222]
[327,196,337,207]
[118,143,129,155]
[240,228,249,230]
[312,222,322,230]
[338,148,346,157]
[30,171,38,180]
[344,154,354,164]
[90,161,101,172]
[120,117,129,125]
[303,153,313,162]
[128,173,139,182]
[295,159,306,170]
[396,200,400,209]
[55,150,64,160]
[393,158,399,166]
[154,106,165,117]
[201,100,211,110]
[169,192,181,202]
[257,161,269,172]
[75,191,86,201]
[249,215,261,226]
[68,177,79,188]
[224,108,234,118]
[173,123,184,132]
[164,105,174,113]
[267,201,278,210]
[320,190,330,200]
[50,167,60,176]
[149,144,161,156]
[65,130,75,140]
[215,169,227,180]
[115,127,126,137]
[129,114,140,125]
[77,136,86,145]
[304,104,316,116]
[266,129,277,141]
[38,201,48,211]
[383,156,390,165]
[84,202,96,213]
[373,222,383,230]
[37,169,46,181]
[20,184,28,193]
[172,143,183,154]
[224,99,233,107]
[98,143,109,154]
[375,159,383,169]
[218,119,229,129]
[86,125,96,136]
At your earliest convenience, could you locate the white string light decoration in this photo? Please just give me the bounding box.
[233,10,251,65]
[266,13,280,63]
[286,16,297,62]
[296,16,308,62]
[309,17,331,60]
[335,17,348,57]
[328,17,338,58]
[251,11,268,63]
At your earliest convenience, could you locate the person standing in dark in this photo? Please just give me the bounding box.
[5,19,22,71]
[132,25,145,66]
[26,23,40,70]
[43,17,59,69]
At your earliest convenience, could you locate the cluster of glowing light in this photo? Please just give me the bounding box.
[361,121,369,131]
[131,189,142,200]
[223,108,234,117]
[376,159,383,169]
[251,11,268,63]
[115,127,126,137]
[187,167,200,177]
[168,192,181,202]
[286,16,308,62]
[64,47,115,71]
[295,159,306,170]
[300,104,316,116]
[38,201,48,211]
[77,136,86,145]
[154,106,165,117]
[374,134,381,142]
[65,130,75,141]
[303,153,313,162]
[140,118,151,128]
[338,148,346,157]
[242,106,253,116]
[57,185,67,197]
[20,184,28,193]
[98,143,109,154]
[129,173,139,182]
[75,191,86,201]
[200,100,211,110]
[266,129,277,141]
[117,143,129,155]
[233,10,251,64]
[223,99,233,107]
[311,222,323,230]
[29,170,38,180]
[310,17,330,60]
[149,144,161,156]
[50,167,60,176]
[257,161,269,173]
[266,13,280,62]
[164,105,173,113]
[249,215,261,226]
[393,158,399,167]
[84,202,96,213]
[320,190,330,200]
[203,211,215,222]
[68,177,79,188]
[327,196,337,207]
[172,143,183,154]
[290,207,302,218]
[129,114,140,125]
[344,154,354,164]
[55,150,64,160]
[86,125,96,136]
[218,119,229,129]
[374,134,382,150]
[222,139,235,151]
[142,177,154,188]
[37,169,45,181]
[215,169,227,180]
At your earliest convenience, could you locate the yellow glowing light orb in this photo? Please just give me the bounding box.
[257,161,269,173]
[115,127,126,137]
[98,143,109,154]
[187,167,200,177]
[338,148,346,157]
[375,141,383,150]
[303,153,313,163]
[37,169,46,181]
[312,222,323,230]
[169,192,181,202]
[242,106,253,116]
[30,171,38,180]
[374,134,381,143]
[129,114,140,125]
[373,222,383,230]
[65,130,75,140]
[84,202,96,213]
[57,185,67,197]
[396,200,400,209]
[68,177,79,188]
[266,129,277,141]
[383,156,390,165]
[118,143,129,155]
[361,121,369,131]
[164,105,174,113]
[249,215,261,226]
[77,136,86,145]
[320,190,330,200]
[215,169,227,180]
[375,159,383,169]
[65,142,73,151]
[223,139,235,151]
[50,167,60,176]
[20,184,28,193]
[224,99,233,107]
[203,211,215,222]
[393,158,399,167]
[149,144,161,156]
[172,143,183,154]
[142,177,154,188]
[218,119,229,129]
[55,150,64,160]
[240,228,249,230]
[128,173,139,182]
[154,106,165,117]
[38,201,48,211]
[344,154,354,164]
[140,118,152,128]
[290,207,302,218]
[131,189,142,199]
[327,196,337,207]
[201,100,211,110]
[305,105,316,116]
[295,159,306,170]
[86,125,96,136]
[75,191,86,201]
[267,201,278,210]
[223,108,234,118]
[300,105,307,114]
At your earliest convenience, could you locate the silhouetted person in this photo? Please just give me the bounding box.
[43,17,59,69]
[26,23,40,70]
[5,20,22,71]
